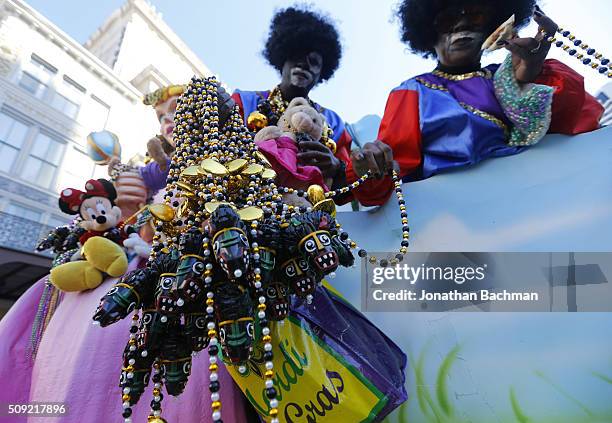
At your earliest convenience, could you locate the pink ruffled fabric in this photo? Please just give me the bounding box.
[256,136,328,191]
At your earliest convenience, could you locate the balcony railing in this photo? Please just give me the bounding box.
[0,212,54,256]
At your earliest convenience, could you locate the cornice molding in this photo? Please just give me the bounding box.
[4,0,141,102]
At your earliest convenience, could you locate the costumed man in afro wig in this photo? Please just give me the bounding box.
[232,5,354,201]
[347,0,604,206]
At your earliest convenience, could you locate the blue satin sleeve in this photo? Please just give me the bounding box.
[415,83,525,179]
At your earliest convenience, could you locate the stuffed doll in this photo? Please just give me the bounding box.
[254,97,333,192]
[49,179,133,292]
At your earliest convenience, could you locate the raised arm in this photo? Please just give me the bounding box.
[346,88,422,206]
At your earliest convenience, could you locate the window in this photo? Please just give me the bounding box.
[4,202,42,222]
[51,77,84,119]
[18,54,56,99]
[0,112,29,173]
[56,146,94,191]
[51,93,79,118]
[19,72,46,98]
[19,132,64,189]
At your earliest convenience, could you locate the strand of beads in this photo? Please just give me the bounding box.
[322,170,409,267]
[556,27,611,67]
[28,280,54,361]
[198,231,222,423]
[148,361,164,422]
[198,235,222,423]
[545,27,611,77]
[246,220,279,421]
[122,313,140,423]
[360,172,409,267]
[259,298,279,423]
[205,283,222,423]
[133,77,218,422]
[323,171,372,199]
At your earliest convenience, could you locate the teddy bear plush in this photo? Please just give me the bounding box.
[49,179,132,292]
[254,97,332,192]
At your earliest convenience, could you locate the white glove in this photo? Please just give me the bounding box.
[70,249,83,261]
[123,233,152,258]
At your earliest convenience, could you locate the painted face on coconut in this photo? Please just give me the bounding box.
[176,229,208,303]
[155,273,178,314]
[184,313,208,352]
[176,255,207,303]
[265,282,290,321]
[257,247,276,286]
[212,227,250,281]
[298,230,339,274]
[155,95,179,146]
[281,257,317,298]
[161,356,192,396]
[137,309,166,350]
[218,317,255,365]
[93,283,138,326]
[120,345,152,405]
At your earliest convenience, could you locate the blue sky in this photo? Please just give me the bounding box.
[24,0,612,122]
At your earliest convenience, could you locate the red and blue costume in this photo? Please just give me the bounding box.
[347,59,604,206]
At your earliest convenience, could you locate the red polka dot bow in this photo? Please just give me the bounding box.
[60,179,108,212]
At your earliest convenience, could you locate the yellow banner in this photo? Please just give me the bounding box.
[226,315,388,423]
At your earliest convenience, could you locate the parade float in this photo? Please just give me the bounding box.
[0,6,611,421]
[338,124,612,423]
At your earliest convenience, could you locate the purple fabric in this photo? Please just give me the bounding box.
[417,65,511,127]
[291,286,407,420]
[392,70,526,181]
[139,159,170,195]
[0,259,247,423]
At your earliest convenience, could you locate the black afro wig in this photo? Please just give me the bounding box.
[263,5,342,82]
[396,0,537,57]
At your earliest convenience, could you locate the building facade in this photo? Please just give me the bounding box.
[0,0,212,314]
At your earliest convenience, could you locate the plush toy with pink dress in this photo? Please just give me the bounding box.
[254,97,334,192]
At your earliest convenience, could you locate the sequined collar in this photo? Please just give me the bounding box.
[431,68,492,81]
[267,85,319,114]
[267,85,291,115]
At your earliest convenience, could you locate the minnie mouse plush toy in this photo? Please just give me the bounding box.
[50,179,134,292]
